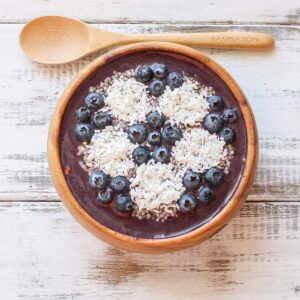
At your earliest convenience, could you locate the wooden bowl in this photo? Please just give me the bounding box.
[48,42,258,254]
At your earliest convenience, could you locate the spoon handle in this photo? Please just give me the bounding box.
[121,32,274,50]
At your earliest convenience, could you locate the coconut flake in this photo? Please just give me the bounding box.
[105,74,152,124]
[78,126,135,177]
[130,161,184,211]
[158,78,212,126]
[172,127,228,174]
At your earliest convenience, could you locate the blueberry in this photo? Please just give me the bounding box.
[167,72,184,90]
[92,111,112,129]
[147,131,162,146]
[74,123,94,143]
[75,107,91,123]
[177,193,197,213]
[208,95,224,111]
[116,194,134,212]
[132,146,151,166]
[148,79,166,97]
[111,176,130,193]
[135,66,153,83]
[146,111,165,128]
[127,123,148,144]
[198,186,214,204]
[97,188,114,204]
[204,167,224,187]
[89,171,109,189]
[223,108,238,123]
[220,127,235,144]
[183,170,202,189]
[152,146,171,164]
[150,63,168,79]
[203,112,224,134]
[162,125,183,145]
[85,92,105,110]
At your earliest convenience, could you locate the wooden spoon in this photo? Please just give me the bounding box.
[20,16,274,65]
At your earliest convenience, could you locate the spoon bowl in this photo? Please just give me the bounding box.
[20,16,91,64]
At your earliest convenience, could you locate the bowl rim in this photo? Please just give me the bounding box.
[48,42,258,252]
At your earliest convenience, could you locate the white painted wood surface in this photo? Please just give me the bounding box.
[0,0,300,24]
[0,202,299,300]
[0,1,299,299]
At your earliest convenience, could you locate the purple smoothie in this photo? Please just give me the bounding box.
[59,50,247,239]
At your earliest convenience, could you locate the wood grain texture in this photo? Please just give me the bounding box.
[0,24,299,201]
[0,201,299,299]
[0,0,300,24]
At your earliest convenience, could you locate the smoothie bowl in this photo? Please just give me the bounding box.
[48,42,258,253]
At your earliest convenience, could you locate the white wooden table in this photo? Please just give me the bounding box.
[0,1,299,299]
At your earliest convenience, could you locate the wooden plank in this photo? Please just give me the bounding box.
[0,0,300,24]
[0,201,299,299]
[0,24,300,201]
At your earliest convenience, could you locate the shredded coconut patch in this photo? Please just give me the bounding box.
[130,161,184,212]
[172,127,228,174]
[104,73,152,124]
[78,126,135,177]
[158,78,212,126]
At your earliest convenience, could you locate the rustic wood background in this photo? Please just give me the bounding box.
[0,1,299,299]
